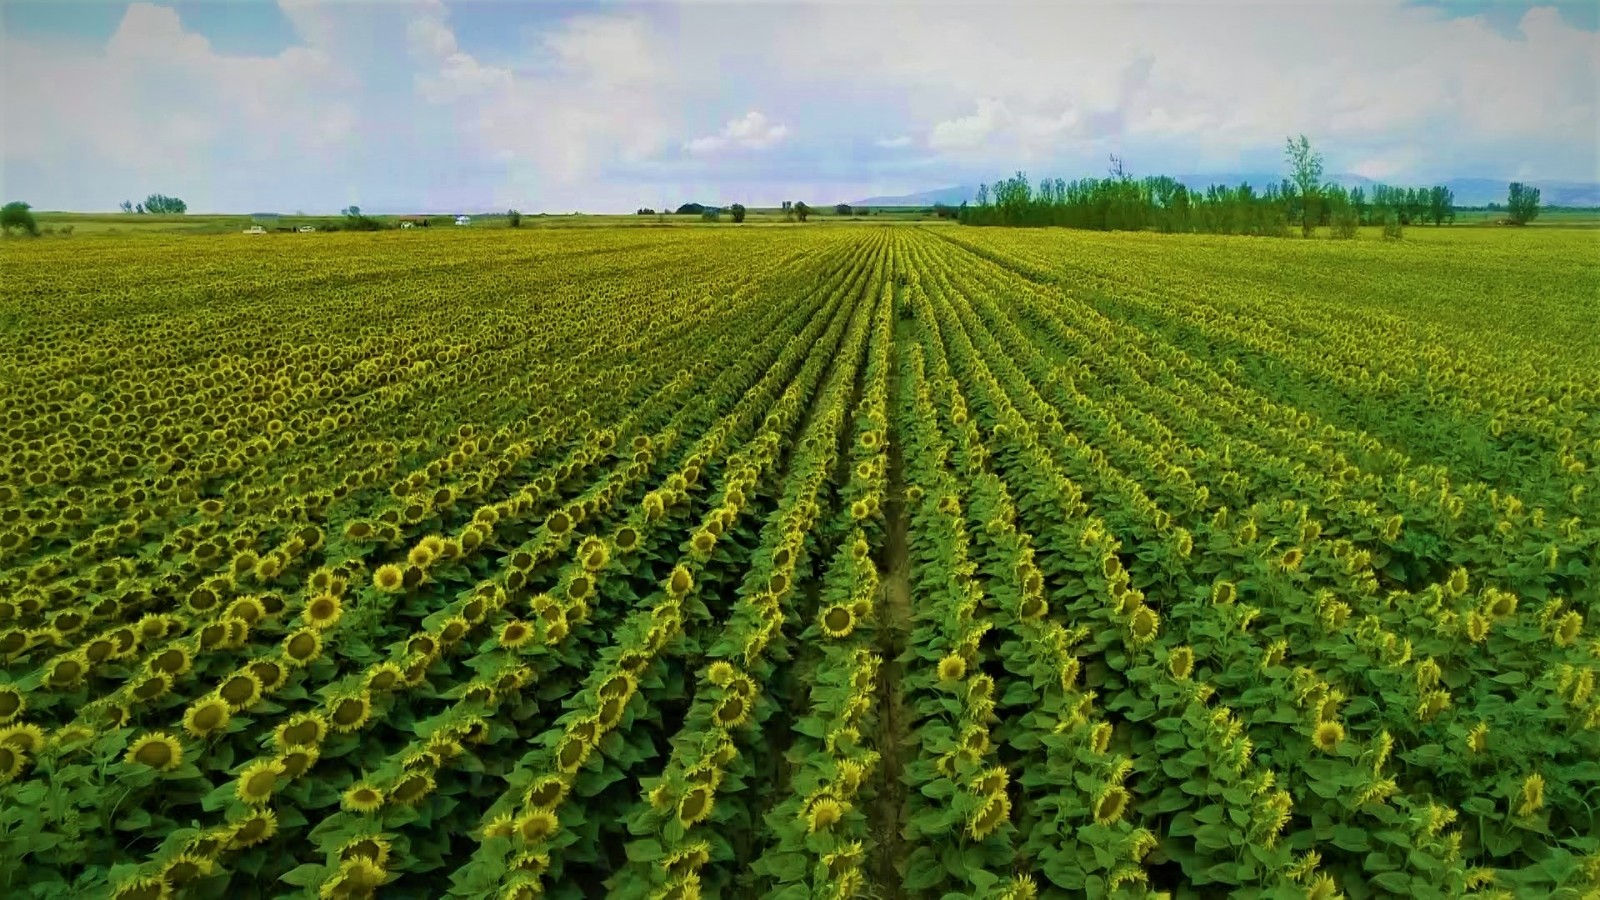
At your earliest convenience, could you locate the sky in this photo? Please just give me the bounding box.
[2,0,1597,214]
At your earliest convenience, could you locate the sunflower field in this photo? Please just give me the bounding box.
[0,224,1596,900]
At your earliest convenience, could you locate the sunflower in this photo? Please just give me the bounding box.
[277,745,321,778]
[365,662,404,693]
[159,852,214,888]
[329,693,373,733]
[937,654,966,683]
[713,695,751,729]
[439,615,469,645]
[218,671,264,711]
[1465,612,1491,644]
[126,732,184,772]
[236,759,283,805]
[1093,784,1129,825]
[580,538,610,572]
[804,796,844,833]
[524,776,568,810]
[225,808,279,850]
[339,834,392,869]
[372,564,405,593]
[183,698,232,739]
[499,619,535,650]
[390,771,436,807]
[705,661,735,688]
[304,593,343,630]
[44,655,86,689]
[1211,580,1237,606]
[0,723,44,754]
[283,628,324,667]
[555,735,590,773]
[149,645,193,677]
[1312,721,1345,753]
[1058,657,1081,693]
[340,781,385,814]
[513,808,559,844]
[819,605,856,639]
[323,856,387,898]
[667,565,694,596]
[1168,646,1195,681]
[676,784,715,825]
[1517,773,1545,818]
[968,791,1010,839]
[1554,611,1583,648]
[971,766,1009,797]
[0,745,27,784]
[1128,606,1159,646]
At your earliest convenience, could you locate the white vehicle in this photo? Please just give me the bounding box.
[297,225,316,233]
[244,225,266,235]
[454,215,471,226]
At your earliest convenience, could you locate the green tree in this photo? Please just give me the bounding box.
[1284,134,1324,237]
[729,203,746,223]
[1,201,39,236]
[507,209,522,228]
[1507,182,1541,225]
[1426,186,1454,226]
[143,194,187,214]
[834,203,852,216]
[794,201,809,222]
[119,200,134,213]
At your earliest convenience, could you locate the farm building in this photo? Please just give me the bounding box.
[398,215,429,228]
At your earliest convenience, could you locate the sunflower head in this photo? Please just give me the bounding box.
[713,695,750,729]
[667,565,694,596]
[228,809,279,848]
[500,619,535,650]
[391,771,436,807]
[0,723,44,754]
[1517,773,1545,818]
[1129,606,1160,644]
[330,693,373,733]
[235,759,282,805]
[820,604,856,638]
[1168,646,1195,681]
[678,784,714,825]
[373,564,405,593]
[127,732,184,772]
[1080,783,1125,827]
[524,776,568,810]
[0,744,28,783]
[283,628,324,667]
[304,593,343,630]
[514,808,560,845]
[968,791,1011,839]
[937,654,966,684]
[343,782,385,814]
[1554,611,1583,648]
[805,796,844,833]
[1211,580,1237,606]
[1313,721,1345,753]
[160,852,214,888]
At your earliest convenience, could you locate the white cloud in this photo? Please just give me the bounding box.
[1,2,357,210]
[874,135,913,149]
[685,111,791,154]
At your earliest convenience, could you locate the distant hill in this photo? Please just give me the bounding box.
[854,177,1600,209]
[851,186,974,207]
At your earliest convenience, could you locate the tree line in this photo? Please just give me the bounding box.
[120,194,187,215]
[958,137,1543,236]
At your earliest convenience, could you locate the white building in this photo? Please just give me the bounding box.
[454,215,472,226]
